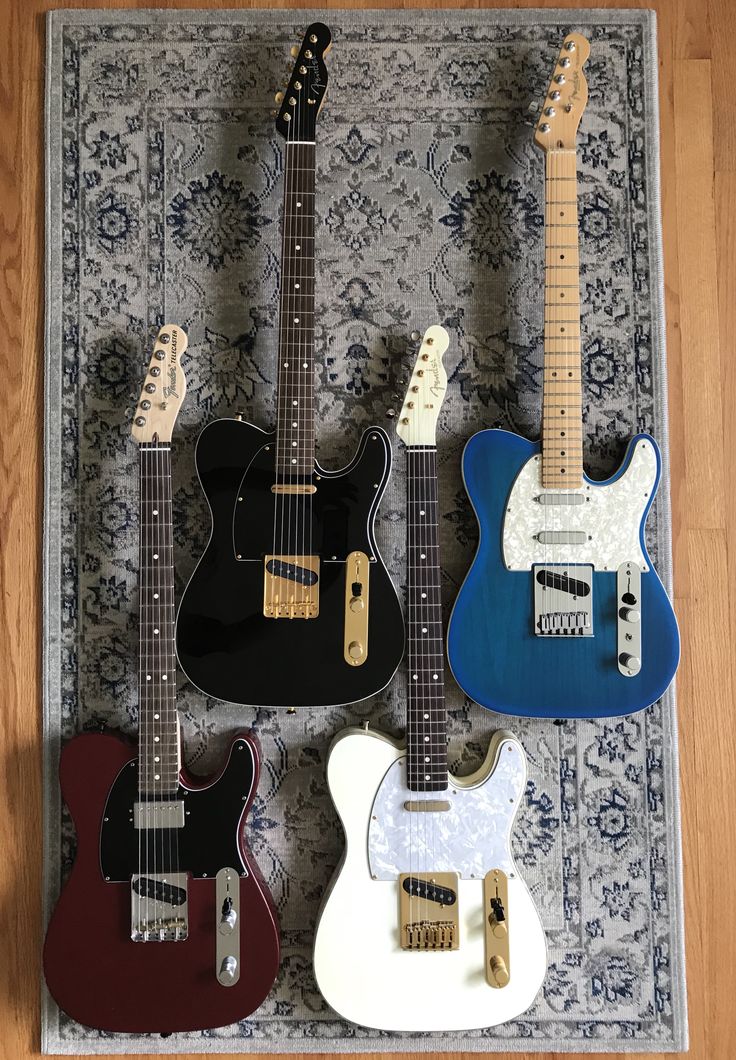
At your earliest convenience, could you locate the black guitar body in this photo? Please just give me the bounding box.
[176,418,405,707]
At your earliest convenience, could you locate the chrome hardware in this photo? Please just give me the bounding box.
[159,332,170,344]
[150,366,161,377]
[134,800,185,829]
[135,417,146,427]
[555,74,566,84]
[535,530,587,545]
[154,350,165,360]
[140,400,151,411]
[527,100,540,114]
[560,57,571,68]
[536,493,583,506]
[540,122,551,133]
[565,40,576,51]
[617,563,642,676]
[534,563,594,637]
[144,382,156,393]
[550,90,561,101]
[545,106,556,117]
[131,872,188,942]
[216,868,241,986]
[410,329,421,341]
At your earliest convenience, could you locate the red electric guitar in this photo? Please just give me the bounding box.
[43,326,280,1033]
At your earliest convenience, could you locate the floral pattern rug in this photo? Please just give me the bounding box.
[43,8,686,1054]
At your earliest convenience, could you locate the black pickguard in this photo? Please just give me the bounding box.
[99,741,255,882]
[176,419,405,708]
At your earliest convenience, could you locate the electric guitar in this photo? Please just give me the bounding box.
[175,23,404,709]
[447,34,680,719]
[43,326,280,1033]
[313,326,547,1031]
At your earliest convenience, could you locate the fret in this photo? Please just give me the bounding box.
[542,151,583,489]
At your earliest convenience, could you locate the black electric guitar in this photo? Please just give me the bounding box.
[176,23,404,708]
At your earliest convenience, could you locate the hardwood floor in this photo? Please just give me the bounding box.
[0,1,733,1058]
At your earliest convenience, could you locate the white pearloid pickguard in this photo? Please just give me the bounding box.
[368,738,525,880]
[502,438,657,572]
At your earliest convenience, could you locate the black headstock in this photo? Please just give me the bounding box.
[275,23,332,141]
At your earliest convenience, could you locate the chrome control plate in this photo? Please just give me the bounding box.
[617,562,642,676]
[215,867,241,986]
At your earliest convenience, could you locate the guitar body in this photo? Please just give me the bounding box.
[447,429,680,718]
[176,418,404,707]
[43,731,279,1033]
[313,726,547,1031]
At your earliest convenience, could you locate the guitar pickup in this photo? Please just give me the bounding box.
[399,871,459,950]
[534,563,593,637]
[133,800,185,829]
[263,555,319,618]
[344,551,369,665]
[131,873,188,942]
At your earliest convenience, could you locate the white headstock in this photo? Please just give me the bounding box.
[131,324,188,444]
[396,325,449,447]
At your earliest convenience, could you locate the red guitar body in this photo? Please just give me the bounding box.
[43,730,280,1033]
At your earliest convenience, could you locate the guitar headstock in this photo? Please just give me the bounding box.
[275,23,332,141]
[396,325,450,448]
[131,325,188,444]
[533,33,590,152]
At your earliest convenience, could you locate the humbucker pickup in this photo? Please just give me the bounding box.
[134,800,185,829]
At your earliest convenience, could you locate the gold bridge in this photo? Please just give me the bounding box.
[399,872,459,951]
[263,555,320,618]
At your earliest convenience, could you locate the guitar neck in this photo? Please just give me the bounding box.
[276,141,316,479]
[542,149,583,488]
[138,443,179,796]
[405,446,448,792]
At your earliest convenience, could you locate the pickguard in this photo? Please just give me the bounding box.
[367,738,525,880]
[502,438,657,572]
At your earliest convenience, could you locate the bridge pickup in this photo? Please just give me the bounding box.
[133,800,185,829]
[535,530,587,545]
[263,555,319,618]
[399,871,459,950]
[534,563,593,637]
[131,872,188,942]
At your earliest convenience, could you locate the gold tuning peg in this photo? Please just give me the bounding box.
[290,45,299,58]
[274,91,284,104]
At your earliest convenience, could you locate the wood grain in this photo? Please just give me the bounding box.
[1,1,734,1058]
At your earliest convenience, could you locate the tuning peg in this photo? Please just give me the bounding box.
[410,330,421,342]
[291,45,299,58]
[275,91,284,104]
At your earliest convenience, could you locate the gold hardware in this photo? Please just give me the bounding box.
[294,81,302,90]
[403,800,451,813]
[290,45,299,57]
[483,870,510,988]
[271,483,317,495]
[263,555,319,619]
[399,872,459,951]
[344,551,369,666]
[304,49,313,59]
[275,91,284,104]
[310,33,317,42]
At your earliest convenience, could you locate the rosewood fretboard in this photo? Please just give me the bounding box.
[138,443,179,796]
[276,141,316,480]
[405,446,448,792]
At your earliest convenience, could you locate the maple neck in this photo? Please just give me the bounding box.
[405,447,447,792]
[276,141,316,480]
[542,149,583,489]
[138,444,179,796]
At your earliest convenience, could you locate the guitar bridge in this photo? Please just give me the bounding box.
[263,555,320,618]
[131,872,188,941]
[399,872,459,950]
[533,563,593,636]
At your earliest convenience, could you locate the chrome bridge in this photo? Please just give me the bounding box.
[131,872,188,942]
[533,563,593,637]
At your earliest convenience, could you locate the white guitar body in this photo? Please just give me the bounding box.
[313,726,547,1032]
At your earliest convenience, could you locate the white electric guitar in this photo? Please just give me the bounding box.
[313,326,548,1031]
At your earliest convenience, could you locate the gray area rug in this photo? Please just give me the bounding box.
[43,7,686,1053]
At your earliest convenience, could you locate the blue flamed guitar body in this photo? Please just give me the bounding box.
[447,429,680,719]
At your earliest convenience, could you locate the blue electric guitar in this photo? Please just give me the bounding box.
[447,34,680,719]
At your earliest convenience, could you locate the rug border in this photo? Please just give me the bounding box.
[42,6,687,1054]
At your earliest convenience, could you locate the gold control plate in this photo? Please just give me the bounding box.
[263,555,320,618]
[484,869,510,988]
[399,872,459,951]
[343,550,369,665]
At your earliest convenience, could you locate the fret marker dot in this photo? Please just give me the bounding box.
[154,774,160,781]
[292,441,297,447]
[146,675,151,681]
[154,736,160,743]
[294,318,299,323]
[153,593,159,599]
[422,627,428,633]
[293,400,298,406]
[292,421,298,427]
[154,713,160,719]
[303,361,308,368]
[296,201,302,207]
[294,283,300,289]
[154,628,159,635]
[423,713,429,720]
[420,553,426,559]
[162,674,168,680]
[425,774,430,781]
[153,554,159,560]
[412,674,418,680]
[425,756,430,763]
[292,458,297,464]
[154,756,160,762]
[295,244,301,250]
[152,509,158,516]
[421,592,427,599]
[420,510,425,516]
[424,736,430,742]
[433,674,438,680]
[284,361,289,367]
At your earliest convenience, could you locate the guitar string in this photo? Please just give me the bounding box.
[137,444,144,937]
